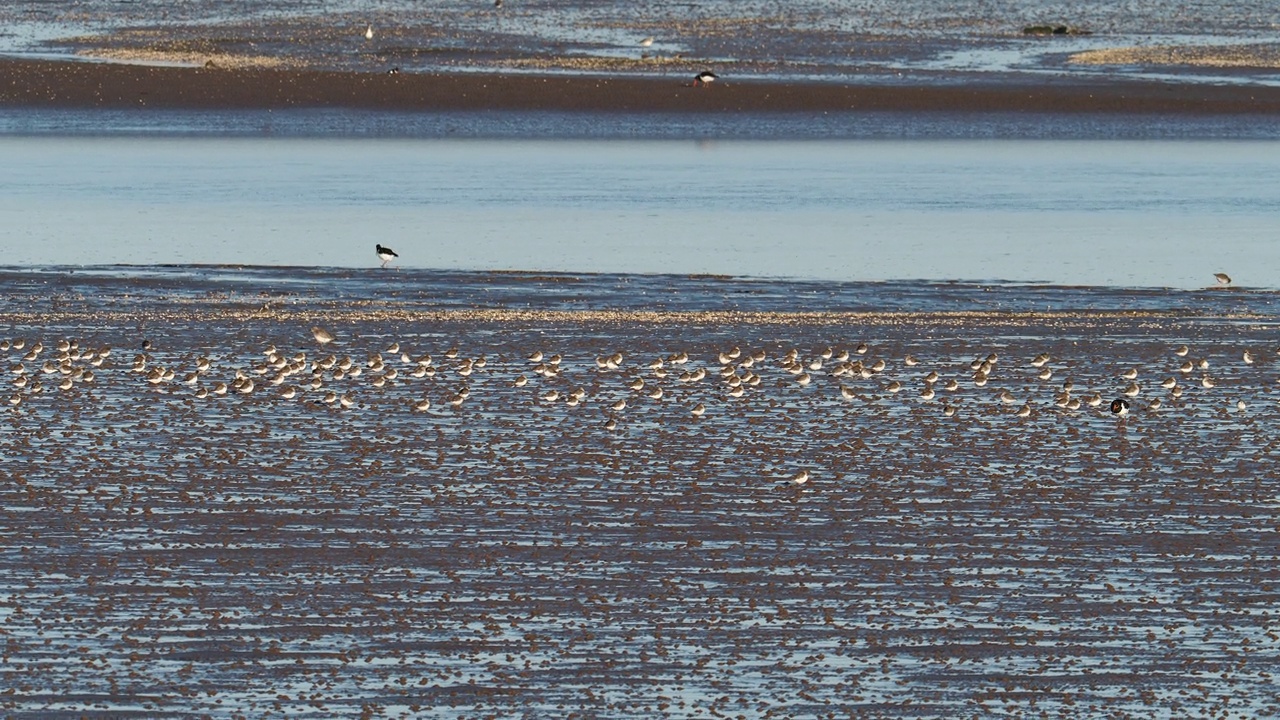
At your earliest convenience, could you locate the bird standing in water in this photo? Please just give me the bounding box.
[376,244,399,268]
[311,326,335,346]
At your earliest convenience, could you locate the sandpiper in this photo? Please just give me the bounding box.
[311,327,335,346]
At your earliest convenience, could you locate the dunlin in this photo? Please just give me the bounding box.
[311,327,335,346]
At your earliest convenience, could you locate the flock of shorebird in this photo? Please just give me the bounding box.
[6,321,1265,430]
[7,256,1250,440]
[1,266,1271,497]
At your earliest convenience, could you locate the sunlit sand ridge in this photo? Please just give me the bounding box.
[1071,43,1280,68]
[77,47,294,69]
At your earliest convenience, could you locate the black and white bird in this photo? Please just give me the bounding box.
[376,244,399,268]
[693,70,718,87]
[1109,398,1130,416]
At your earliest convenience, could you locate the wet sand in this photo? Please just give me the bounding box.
[5,57,1280,114]
[2,268,1278,717]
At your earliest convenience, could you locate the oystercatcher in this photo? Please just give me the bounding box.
[693,70,718,87]
[376,244,399,268]
[1109,398,1130,416]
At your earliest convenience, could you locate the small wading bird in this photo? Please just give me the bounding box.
[376,244,399,268]
[1214,272,1231,286]
[693,70,718,87]
[364,25,374,40]
[1110,398,1130,416]
[311,326,335,346]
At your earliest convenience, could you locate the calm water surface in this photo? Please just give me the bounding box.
[2,135,1278,287]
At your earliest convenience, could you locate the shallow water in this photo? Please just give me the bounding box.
[3,136,1279,287]
[1,268,1278,717]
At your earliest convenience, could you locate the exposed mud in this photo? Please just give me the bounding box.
[2,268,1278,716]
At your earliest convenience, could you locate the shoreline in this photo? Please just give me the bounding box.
[4,57,1280,114]
[3,263,1262,292]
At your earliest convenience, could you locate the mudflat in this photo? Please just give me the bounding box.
[1,268,1277,717]
[5,57,1280,114]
